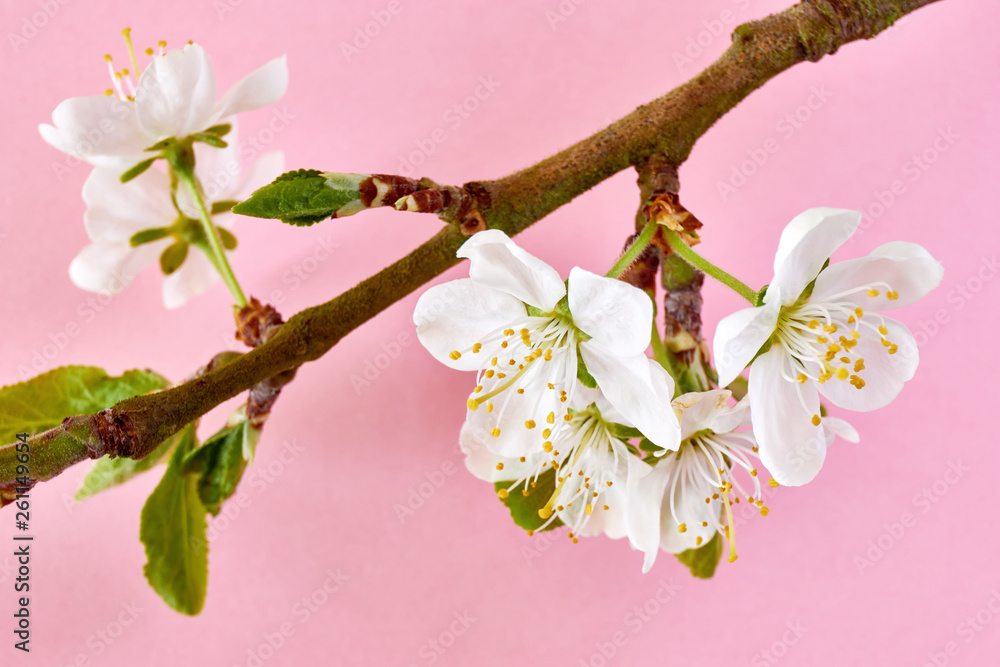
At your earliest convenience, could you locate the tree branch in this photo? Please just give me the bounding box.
[0,0,944,493]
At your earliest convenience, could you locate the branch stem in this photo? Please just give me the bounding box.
[662,229,759,305]
[607,222,658,278]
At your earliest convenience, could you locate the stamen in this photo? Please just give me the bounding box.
[121,28,140,77]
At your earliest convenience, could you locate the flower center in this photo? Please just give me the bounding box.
[662,430,769,562]
[454,316,580,442]
[102,28,169,101]
[496,409,625,541]
[773,281,901,423]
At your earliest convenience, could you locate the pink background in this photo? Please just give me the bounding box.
[1,0,996,664]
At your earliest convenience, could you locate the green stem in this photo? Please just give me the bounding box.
[607,221,657,278]
[662,229,758,305]
[178,171,247,308]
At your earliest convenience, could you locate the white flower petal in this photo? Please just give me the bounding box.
[567,267,652,356]
[579,343,679,450]
[215,55,289,120]
[824,417,860,444]
[459,422,539,483]
[162,246,220,309]
[456,230,566,311]
[69,240,161,294]
[817,317,918,412]
[673,390,745,441]
[82,166,175,242]
[468,379,565,458]
[771,208,861,303]
[39,96,147,166]
[712,297,782,387]
[749,347,827,486]
[627,463,673,572]
[659,492,717,555]
[810,241,944,311]
[414,279,527,371]
[135,44,217,139]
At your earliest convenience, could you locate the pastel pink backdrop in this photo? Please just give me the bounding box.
[0,0,996,665]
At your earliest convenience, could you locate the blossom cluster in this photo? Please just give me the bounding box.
[39,31,287,307]
[415,212,942,571]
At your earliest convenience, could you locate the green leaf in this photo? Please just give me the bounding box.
[494,467,564,533]
[576,350,598,389]
[183,412,259,516]
[232,169,365,225]
[159,240,189,275]
[0,366,168,445]
[726,375,749,401]
[120,157,157,183]
[76,432,178,501]
[607,424,643,440]
[675,532,723,578]
[140,424,208,616]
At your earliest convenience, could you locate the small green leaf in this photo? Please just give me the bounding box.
[183,412,259,516]
[0,366,168,445]
[211,200,239,215]
[120,157,157,183]
[607,424,643,440]
[494,467,564,533]
[726,376,749,401]
[140,424,208,616]
[190,132,228,148]
[159,241,189,275]
[130,227,171,247]
[217,227,238,250]
[675,532,723,578]
[203,123,232,137]
[232,169,365,225]
[76,432,178,501]
[576,351,598,389]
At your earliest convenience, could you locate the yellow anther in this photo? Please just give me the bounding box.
[702,521,709,527]
[835,367,849,381]
[750,468,758,477]
[585,505,593,516]
[678,523,687,533]
[520,328,529,337]
[525,420,536,429]
[808,320,820,329]
[495,462,504,471]
[606,480,613,487]
[516,388,524,394]
[752,446,759,453]
[497,489,509,499]
[538,507,552,519]
[603,505,610,511]
[491,357,498,366]
[827,343,841,354]
[811,414,821,426]
[547,383,555,390]
[840,356,851,364]
[104,88,114,96]
[881,338,892,347]
[157,40,166,48]
[867,288,880,297]
[474,385,483,393]
[519,456,526,463]
[544,349,553,361]
[144,47,154,56]
[823,324,838,333]
[104,53,113,62]
[504,329,514,336]
[878,324,889,336]
[491,428,501,438]
[854,358,865,372]
[546,412,556,424]
[522,489,530,496]
[796,373,808,384]
[768,478,779,488]
[527,529,534,536]
[888,344,898,354]
[759,506,770,517]
[466,398,479,411]
[855,307,865,318]
[472,343,482,353]
[500,341,508,348]
[847,315,856,324]
[449,350,461,360]
[696,536,703,546]
[816,336,828,344]
[851,330,861,339]
[564,414,572,421]
[887,290,899,300]
[556,505,564,511]
[543,442,553,452]
[484,370,494,379]
[542,429,551,439]
[486,402,494,413]
[496,373,506,379]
